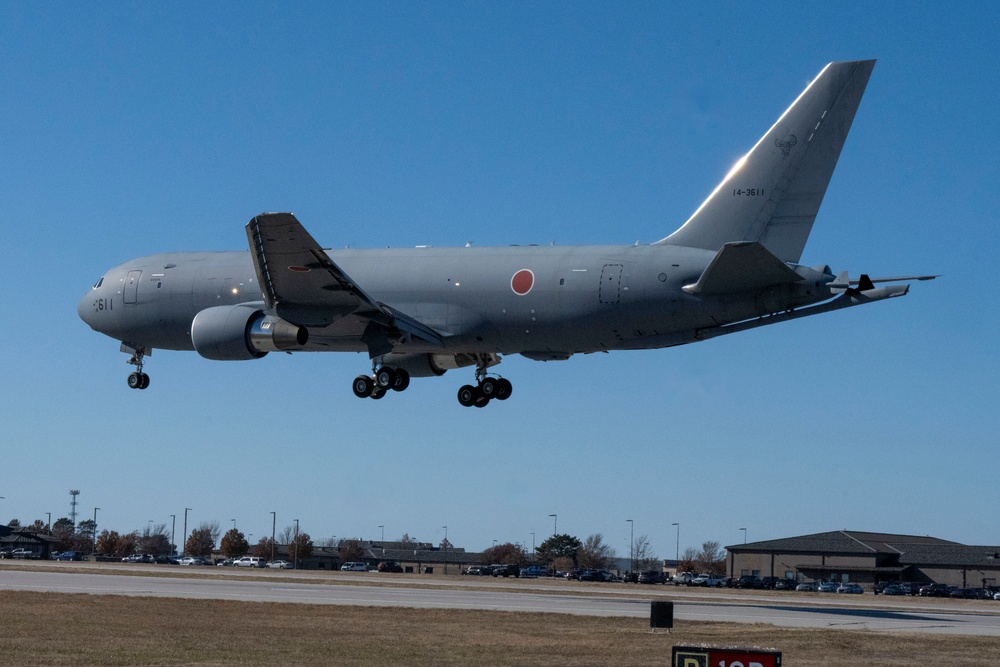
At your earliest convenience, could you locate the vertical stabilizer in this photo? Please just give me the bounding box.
[655,60,875,263]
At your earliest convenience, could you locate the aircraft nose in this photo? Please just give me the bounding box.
[78,290,100,329]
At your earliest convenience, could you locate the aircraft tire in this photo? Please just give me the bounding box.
[370,386,385,400]
[480,377,498,398]
[496,378,512,400]
[127,372,142,389]
[392,369,410,392]
[375,367,396,389]
[352,375,374,398]
[473,395,490,408]
[139,373,150,389]
[457,385,478,407]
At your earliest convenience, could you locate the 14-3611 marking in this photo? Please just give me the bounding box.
[733,188,765,197]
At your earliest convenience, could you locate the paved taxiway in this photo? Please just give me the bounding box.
[3,565,999,636]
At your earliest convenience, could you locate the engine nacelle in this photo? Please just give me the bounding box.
[191,305,308,361]
[380,353,476,378]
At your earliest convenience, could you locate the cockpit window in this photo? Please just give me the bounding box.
[93,277,104,289]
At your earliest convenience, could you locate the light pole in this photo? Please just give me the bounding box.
[293,519,299,570]
[93,508,100,554]
[626,519,634,574]
[671,523,679,564]
[548,514,557,536]
[442,525,448,575]
[231,518,236,533]
[46,512,51,535]
[169,515,176,556]
[270,511,276,562]
[379,525,384,555]
[531,532,535,562]
[183,508,191,557]
[740,527,747,544]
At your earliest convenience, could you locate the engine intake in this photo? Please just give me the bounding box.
[191,305,308,361]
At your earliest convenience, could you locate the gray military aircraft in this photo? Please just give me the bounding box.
[79,59,934,407]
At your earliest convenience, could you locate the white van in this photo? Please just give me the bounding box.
[340,561,367,572]
[234,556,265,568]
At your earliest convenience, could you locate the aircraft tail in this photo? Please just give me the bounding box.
[655,60,875,263]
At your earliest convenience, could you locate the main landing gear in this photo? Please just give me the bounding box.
[352,364,411,400]
[125,346,150,390]
[457,366,512,408]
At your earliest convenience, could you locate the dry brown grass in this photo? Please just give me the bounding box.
[1,591,998,666]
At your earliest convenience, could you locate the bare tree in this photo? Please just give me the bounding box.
[678,547,700,573]
[632,534,657,571]
[698,541,725,575]
[339,539,365,562]
[578,534,616,570]
[480,542,527,566]
[185,527,215,557]
[289,532,314,562]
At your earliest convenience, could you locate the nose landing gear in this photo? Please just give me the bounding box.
[124,344,150,390]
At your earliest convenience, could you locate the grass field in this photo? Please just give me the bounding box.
[2,590,998,666]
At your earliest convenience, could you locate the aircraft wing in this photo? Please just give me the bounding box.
[683,242,803,295]
[245,212,443,354]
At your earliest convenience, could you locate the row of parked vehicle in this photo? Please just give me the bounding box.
[876,581,1000,599]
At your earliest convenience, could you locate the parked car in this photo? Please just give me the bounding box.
[761,576,781,590]
[54,551,82,561]
[773,579,798,590]
[122,553,154,563]
[735,575,764,589]
[490,563,521,578]
[520,565,548,578]
[267,560,294,569]
[340,561,367,572]
[378,561,404,573]
[11,548,39,559]
[234,556,265,568]
[795,582,817,592]
[882,584,909,596]
[216,558,236,566]
[673,572,698,586]
[919,583,952,597]
[463,566,488,576]
[691,574,727,587]
[638,570,666,584]
[994,591,1000,601]
[578,569,613,582]
[816,581,839,593]
[177,556,211,565]
[836,583,864,594]
[621,571,639,583]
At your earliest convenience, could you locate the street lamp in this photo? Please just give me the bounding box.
[442,525,448,575]
[740,527,747,544]
[379,525,384,555]
[183,508,192,557]
[548,514,557,536]
[169,515,176,556]
[626,519,634,573]
[231,518,236,532]
[531,532,535,561]
[46,512,51,535]
[93,508,100,554]
[270,511,276,562]
[293,519,299,570]
[671,523,680,563]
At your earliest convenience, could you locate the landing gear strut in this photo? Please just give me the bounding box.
[125,345,150,390]
[457,361,512,408]
[352,362,410,399]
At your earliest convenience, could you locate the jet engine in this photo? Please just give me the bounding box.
[191,305,308,361]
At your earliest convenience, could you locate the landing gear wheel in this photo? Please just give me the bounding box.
[495,378,512,400]
[139,373,150,390]
[127,372,142,389]
[370,386,386,400]
[480,377,498,398]
[473,394,490,408]
[457,385,478,407]
[352,375,374,398]
[391,368,410,392]
[375,366,397,389]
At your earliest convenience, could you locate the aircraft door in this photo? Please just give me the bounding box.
[124,270,142,304]
[599,264,622,304]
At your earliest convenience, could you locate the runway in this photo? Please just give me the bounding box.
[3,565,1000,636]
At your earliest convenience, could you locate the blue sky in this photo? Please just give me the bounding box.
[2,2,997,559]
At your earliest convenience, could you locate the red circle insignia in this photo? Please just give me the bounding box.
[511,269,534,295]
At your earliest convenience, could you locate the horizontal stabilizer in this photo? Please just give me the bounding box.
[683,242,802,295]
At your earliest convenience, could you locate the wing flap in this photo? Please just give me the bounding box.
[683,242,803,295]
[245,212,443,350]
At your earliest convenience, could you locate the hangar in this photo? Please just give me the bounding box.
[725,530,1000,588]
